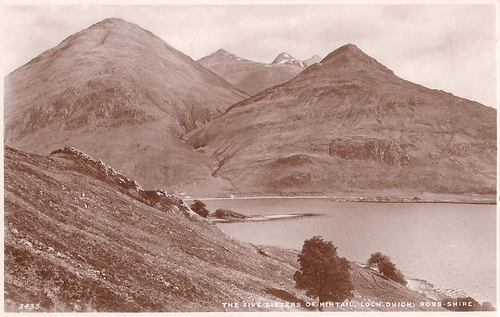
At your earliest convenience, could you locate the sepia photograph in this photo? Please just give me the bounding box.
[2,0,497,314]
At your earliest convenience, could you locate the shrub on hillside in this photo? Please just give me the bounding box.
[189,200,209,218]
[367,252,407,285]
[481,301,495,311]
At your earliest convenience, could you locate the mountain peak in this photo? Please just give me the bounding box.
[341,43,362,52]
[273,52,293,60]
[323,44,370,61]
[303,55,322,66]
[322,43,393,74]
[59,17,164,52]
[272,52,305,68]
[99,17,127,25]
[200,48,249,63]
[215,48,230,55]
[89,17,135,31]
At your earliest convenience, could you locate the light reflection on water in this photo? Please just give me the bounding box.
[204,198,496,303]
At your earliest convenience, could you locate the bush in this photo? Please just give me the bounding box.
[189,200,209,218]
[481,301,495,311]
[367,252,407,285]
[293,236,353,310]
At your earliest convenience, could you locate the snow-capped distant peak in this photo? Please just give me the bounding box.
[271,52,306,69]
[207,49,249,63]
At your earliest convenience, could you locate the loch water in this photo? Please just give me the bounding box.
[204,198,496,303]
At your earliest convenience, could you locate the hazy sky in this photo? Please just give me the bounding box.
[2,2,498,107]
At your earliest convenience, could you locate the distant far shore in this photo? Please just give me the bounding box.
[182,195,496,205]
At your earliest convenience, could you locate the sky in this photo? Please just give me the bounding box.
[2,1,498,108]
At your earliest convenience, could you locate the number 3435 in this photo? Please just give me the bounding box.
[18,303,41,310]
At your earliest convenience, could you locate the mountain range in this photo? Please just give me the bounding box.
[198,49,309,96]
[4,18,496,201]
[3,16,495,312]
[186,44,496,199]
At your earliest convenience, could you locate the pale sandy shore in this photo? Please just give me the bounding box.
[406,278,469,302]
[209,213,322,223]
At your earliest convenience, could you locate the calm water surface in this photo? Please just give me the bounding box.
[204,198,496,303]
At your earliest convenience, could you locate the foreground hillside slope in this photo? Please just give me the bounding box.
[186,44,496,199]
[4,18,247,189]
[4,146,443,312]
[198,49,302,96]
[4,146,297,311]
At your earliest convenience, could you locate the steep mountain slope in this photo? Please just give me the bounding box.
[4,18,247,190]
[185,44,496,199]
[198,49,302,96]
[303,55,322,66]
[4,146,445,312]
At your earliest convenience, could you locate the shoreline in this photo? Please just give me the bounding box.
[201,195,495,305]
[405,278,489,304]
[184,195,496,205]
[212,217,494,304]
[209,212,322,223]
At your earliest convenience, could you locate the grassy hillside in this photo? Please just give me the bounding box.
[4,146,445,312]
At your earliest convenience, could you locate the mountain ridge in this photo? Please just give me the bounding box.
[4,18,247,190]
[303,55,322,67]
[4,18,495,200]
[271,52,306,68]
[197,49,303,96]
[185,44,496,198]
[320,43,394,75]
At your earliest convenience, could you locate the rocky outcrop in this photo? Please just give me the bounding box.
[51,147,142,191]
[273,154,312,167]
[50,146,195,217]
[446,142,496,157]
[329,136,409,166]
